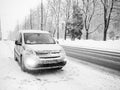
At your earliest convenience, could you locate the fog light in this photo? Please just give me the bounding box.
[24,58,38,67]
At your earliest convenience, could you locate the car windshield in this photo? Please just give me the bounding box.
[24,33,55,44]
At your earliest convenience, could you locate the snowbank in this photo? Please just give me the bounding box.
[59,39,120,52]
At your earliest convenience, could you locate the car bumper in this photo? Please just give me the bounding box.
[24,59,67,70]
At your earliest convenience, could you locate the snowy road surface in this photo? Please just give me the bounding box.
[63,46,120,71]
[0,41,120,90]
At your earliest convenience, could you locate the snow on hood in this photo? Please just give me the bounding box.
[24,44,63,51]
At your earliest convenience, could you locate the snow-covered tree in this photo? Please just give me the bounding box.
[69,1,84,40]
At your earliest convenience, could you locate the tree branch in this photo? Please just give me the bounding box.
[89,23,103,34]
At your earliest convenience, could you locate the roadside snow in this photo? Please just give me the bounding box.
[1,41,120,90]
[59,39,120,52]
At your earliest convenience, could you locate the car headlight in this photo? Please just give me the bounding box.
[24,57,38,67]
[25,49,36,55]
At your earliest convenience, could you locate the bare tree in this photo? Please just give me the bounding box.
[43,0,51,31]
[41,0,43,30]
[57,0,61,39]
[30,9,33,29]
[82,0,96,39]
[101,0,114,41]
[109,0,120,39]
[49,0,57,37]
[49,0,62,39]
[63,0,72,40]
[37,6,40,30]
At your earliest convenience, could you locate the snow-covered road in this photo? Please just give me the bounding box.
[0,41,120,90]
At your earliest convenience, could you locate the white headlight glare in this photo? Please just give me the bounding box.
[24,58,37,67]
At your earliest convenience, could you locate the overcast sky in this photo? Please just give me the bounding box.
[0,0,47,34]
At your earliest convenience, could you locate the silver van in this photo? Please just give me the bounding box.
[14,30,67,72]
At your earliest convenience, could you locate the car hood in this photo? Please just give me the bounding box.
[25,44,63,51]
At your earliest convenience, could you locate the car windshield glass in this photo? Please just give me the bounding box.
[24,33,55,44]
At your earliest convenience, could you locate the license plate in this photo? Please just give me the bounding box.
[44,60,57,64]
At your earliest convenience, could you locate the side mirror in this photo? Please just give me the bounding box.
[15,40,22,45]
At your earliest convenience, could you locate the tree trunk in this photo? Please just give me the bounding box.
[57,0,61,40]
[41,0,43,30]
[102,0,114,41]
[30,9,33,29]
[64,23,67,40]
[86,29,89,39]
[103,28,107,41]
[57,27,59,39]
[57,20,59,39]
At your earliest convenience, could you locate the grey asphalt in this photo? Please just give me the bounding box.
[63,46,120,71]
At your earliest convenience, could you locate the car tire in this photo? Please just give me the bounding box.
[20,55,27,72]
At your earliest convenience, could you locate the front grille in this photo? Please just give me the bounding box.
[36,52,48,55]
[35,50,60,56]
[40,56,60,59]
[51,52,59,54]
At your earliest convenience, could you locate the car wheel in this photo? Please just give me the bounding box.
[20,55,27,72]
